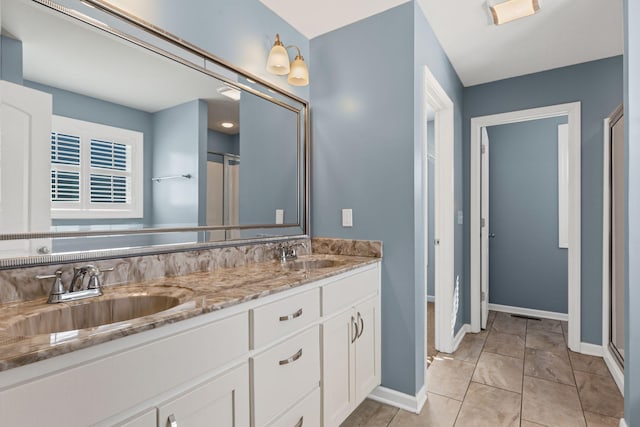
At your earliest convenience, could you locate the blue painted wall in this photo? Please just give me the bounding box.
[151,99,207,228]
[239,91,298,225]
[311,1,464,395]
[103,0,309,100]
[463,56,623,345]
[487,117,568,314]
[0,36,23,84]
[208,130,239,157]
[624,0,640,424]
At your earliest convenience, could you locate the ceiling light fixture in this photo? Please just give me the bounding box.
[221,122,235,129]
[266,34,309,87]
[217,85,241,101]
[489,0,540,25]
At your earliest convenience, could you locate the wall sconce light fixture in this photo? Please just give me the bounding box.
[489,0,540,25]
[266,34,309,87]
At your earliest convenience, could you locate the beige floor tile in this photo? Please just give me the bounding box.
[449,334,486,363]
[524,347,575,385]
[522,376,586,427]
[575,371,624,418]
[454,382,520,427]
[491,312,527,337]
[569,351,611,377]
[483,330,525,359]
[389,392,461,427]
[472,352,523,393]
[521,421,546,427]
[583,411,621,427]
[428,354,476,401]
[340,398,399,427]
[487,310,497,326]
[526,329,568,357]
[527,318,564,334]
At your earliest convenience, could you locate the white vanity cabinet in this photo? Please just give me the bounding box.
[321,268,381,427]
[0,261,381,427]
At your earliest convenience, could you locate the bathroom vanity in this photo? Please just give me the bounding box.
[0,248,381,427]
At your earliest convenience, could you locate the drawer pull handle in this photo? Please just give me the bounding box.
[279,348,303,365]
[168,414,178,427]
[351,315,359,343]
[279,308,303,322]
[357,312,364,339]
[294,416,304,427]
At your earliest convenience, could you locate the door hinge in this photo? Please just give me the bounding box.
[481,218,486,228]
[481,291,486,302]
[481,145,486,154]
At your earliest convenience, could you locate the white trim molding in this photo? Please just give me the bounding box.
[470,102,581,354]
[619,418,627,427]
[604,345,625,395]
[488,304,568,322]
[580,342,604,357]
[369,385,427,414]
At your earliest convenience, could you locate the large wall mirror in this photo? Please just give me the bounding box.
[0,0,309,266]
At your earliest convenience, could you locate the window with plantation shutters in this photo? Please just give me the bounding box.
[50,116,143,219]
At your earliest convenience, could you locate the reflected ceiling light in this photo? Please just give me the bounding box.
[221,122,235,129]
[266,33,309,87]
[489,0,540,25]
[217,85,241,101]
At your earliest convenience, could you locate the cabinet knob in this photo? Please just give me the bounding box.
[168,414,178,427]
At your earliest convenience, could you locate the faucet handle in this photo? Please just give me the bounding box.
[87,266,113,290]
[36,271,66,300]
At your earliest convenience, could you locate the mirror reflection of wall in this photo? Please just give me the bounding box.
[0,0,305,258]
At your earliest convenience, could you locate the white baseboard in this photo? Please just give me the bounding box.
[580,342,604,357]
[603,346,625,396]
[369,385,427,414]
[488,303,568,321]
[451,324,470,352]
[426,295,435,303]
[619,418,627,427]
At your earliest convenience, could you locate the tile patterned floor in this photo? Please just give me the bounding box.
[341,309,623,427]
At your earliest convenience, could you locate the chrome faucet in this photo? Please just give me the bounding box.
[277,243,298,263]
[36,265,113,304]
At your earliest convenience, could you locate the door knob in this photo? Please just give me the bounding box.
[489,233,496,239]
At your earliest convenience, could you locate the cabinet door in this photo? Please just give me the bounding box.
[321,309,356,427]
[157,364,249,427]
[354,297,380,404]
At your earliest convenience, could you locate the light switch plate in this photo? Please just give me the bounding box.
[275,209,284,225]
[342,209,353,227]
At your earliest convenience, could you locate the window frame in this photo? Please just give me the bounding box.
[50,115,143,219]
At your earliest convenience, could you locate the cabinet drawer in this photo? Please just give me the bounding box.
[322,267,378,316]
[252,326,320,426]
[251,288,320,349]
[268,388,320,427]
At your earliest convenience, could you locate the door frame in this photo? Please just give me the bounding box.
[469,102,582,352]
[423,66,455,356]
[601,106,625,394]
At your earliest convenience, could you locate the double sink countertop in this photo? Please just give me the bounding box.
[0,253,380,372]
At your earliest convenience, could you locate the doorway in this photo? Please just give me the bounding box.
[470,102,582,352]
[423,66,455,381]
[602,104,625,393]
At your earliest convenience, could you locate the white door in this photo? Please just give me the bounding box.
[354,297,378,404]
[0,80,52,257]
[480,127,490,329]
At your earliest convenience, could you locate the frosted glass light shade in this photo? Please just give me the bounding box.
[266,35,290,75]
[288,55,309,87]
[490,0,540,25]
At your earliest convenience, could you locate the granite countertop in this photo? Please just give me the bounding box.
[0,254,379,371]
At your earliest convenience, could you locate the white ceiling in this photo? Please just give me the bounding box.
[260,0,624,87]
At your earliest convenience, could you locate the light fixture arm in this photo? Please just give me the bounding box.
[285,45,303,59]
